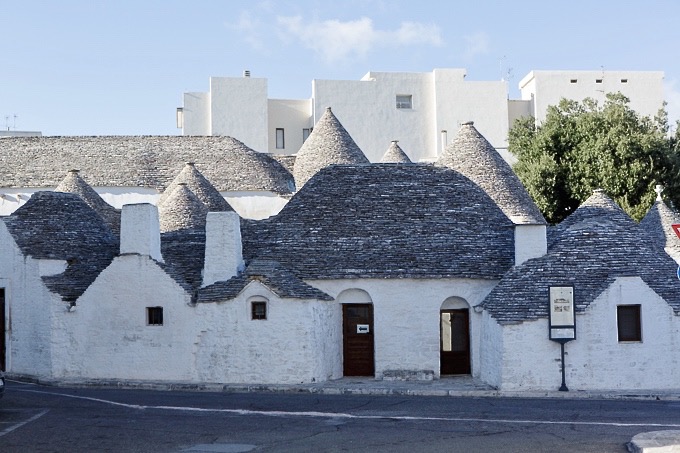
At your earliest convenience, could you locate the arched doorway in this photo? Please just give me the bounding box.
[337,289,374,377]
[440,297,471,375]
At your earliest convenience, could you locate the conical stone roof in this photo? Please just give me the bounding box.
[483,189,680,324]
[640,186,680,262]
[2,191,118,301]
[158,183,208,233]
[436,122,545,225]
[55,169,121,235]
[158,162,233,212]
[293,107,369,188]
[380,140,412,164]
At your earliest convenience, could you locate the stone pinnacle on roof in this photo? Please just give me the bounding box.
[158,183,208,233]
[159,162,233,212]
[293,107,369,189]
[640,185,680,262]
[380,140,412,164]
[436,121,545,225]
[55,169,121,235]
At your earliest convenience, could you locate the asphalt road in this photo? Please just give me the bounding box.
[1,379,679,452]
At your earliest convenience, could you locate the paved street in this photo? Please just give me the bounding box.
[2,380,680,452]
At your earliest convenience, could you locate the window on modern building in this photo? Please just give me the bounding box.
[617,305,641,342]
[276,128,285,149]
[595,79,603,83]
[570,79,578,84]
[621,79,628,83]
[396,95,413,109]
[147,306,164,326]
[251,301,267,320]
[303,128,311,143]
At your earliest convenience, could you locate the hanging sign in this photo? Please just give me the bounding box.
[549,286,575,341]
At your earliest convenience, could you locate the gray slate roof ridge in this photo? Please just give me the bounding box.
[435,122,546,225]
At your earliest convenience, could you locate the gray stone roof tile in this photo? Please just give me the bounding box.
[640,190,680,261]
[293,107,369,188]
[55,169,121,235]
[380,140,413,163]
[243,164,515,280]
[158,162,233,212]
[2,191,118,301]
[482,190,680,324]
[158,184,208,233]
[436,122,545,225]
[198,259,333,303]
[0,136,294,194]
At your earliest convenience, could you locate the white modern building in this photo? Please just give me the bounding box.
[178,68,665,162]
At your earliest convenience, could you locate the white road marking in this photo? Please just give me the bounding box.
[14,388,680,429]
[0,409,49,437]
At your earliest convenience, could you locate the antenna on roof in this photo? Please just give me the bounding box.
[13,114,17,130]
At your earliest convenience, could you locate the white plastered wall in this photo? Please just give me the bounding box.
[193,281,341,384]
[54,254,197,381]
[491,277,680,391]
[310,278,497,380]
[0,221,60,377]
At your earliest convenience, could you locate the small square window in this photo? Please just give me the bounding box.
[251,301,267,320]
[275,128,285,149]
[621,79,628,83]
[595,79,603,83]
[147,307,163,326]
[570,79,578,84]
[396,95,412,109]
[617,305,641,342]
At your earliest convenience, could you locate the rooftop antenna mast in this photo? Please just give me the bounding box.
[13,114,17,130]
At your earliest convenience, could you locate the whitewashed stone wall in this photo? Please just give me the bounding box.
[311,278,498,380]
[56,254,197,381]
[0,188,288,220]
[193,281,341,384]
[0,221,57,376]
[487,277,680,391]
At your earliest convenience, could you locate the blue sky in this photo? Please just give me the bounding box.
[2,0,679,136]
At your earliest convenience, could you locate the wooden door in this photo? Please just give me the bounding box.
[343,304,374,376]
[440,309,470,375]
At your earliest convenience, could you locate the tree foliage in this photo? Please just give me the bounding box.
[509,93,680,223]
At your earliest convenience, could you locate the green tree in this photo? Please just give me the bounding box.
[510,93,680,223]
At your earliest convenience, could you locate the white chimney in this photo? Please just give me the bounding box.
[120,203,163,262]
[202,211,244,287]
[514,224,547,266]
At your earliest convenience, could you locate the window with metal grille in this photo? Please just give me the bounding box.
[617,305,641,342]
[251,301,267,320]
[396,95,412,109]
[147,306,163,326]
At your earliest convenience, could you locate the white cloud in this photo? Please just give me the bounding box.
[463,31,489,58]
[277,16,442,63]
[227,11,266,51]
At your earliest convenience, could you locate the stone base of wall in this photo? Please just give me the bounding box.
[381,369,435,381]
